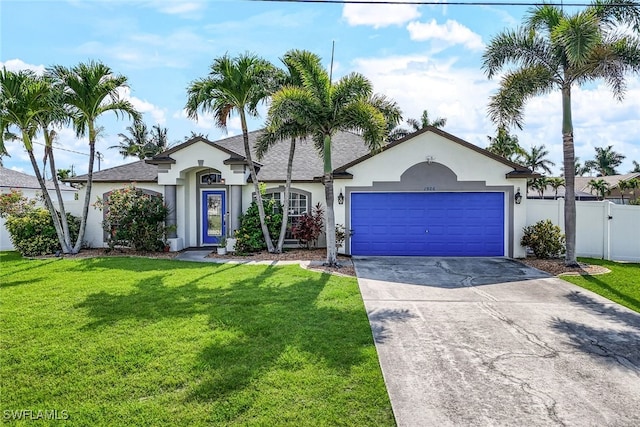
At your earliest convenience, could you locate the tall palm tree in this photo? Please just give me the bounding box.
[586,145,625,176]
[264,55,387,265]
[256,49,317,253]
[48,61,141,253]
[186,53,279,252]
[390,108,444,141]
[486,127,524,162]
[631,160,640,173]
[588,178,611,200]
[523,145,555,175]
[482,0,640,266]
[627,177,639,202]
[0,68,77,253]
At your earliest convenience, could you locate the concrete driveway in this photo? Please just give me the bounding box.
[353,257,640,427]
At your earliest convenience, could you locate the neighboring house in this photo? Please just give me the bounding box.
[528,173,640,203]
[66,127,536,258]
[0,167,78,251]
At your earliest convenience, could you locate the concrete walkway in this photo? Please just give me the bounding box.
[175,250,313,267]
[353,257,640,427]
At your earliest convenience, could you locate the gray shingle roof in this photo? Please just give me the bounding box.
[66,160,158,183]
[213,130,371,181]
[0,166,77,191]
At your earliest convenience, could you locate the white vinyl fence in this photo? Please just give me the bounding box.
[526,199,640,262]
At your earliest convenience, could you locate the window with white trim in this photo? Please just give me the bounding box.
[263,189,310,239]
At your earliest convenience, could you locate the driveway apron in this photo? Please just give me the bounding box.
[353,257,640,427]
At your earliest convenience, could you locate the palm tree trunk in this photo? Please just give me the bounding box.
[73,122,96,253]
[276,138,296,253]
[23,133,68,253]
[240,111,275,253]
[46,144,73,252]
[323,134,337,266]
[562,86,579,267]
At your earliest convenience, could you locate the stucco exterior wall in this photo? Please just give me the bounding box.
[334,131,528,258]
[69,182,163,249]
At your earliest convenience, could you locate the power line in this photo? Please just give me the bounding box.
[248,0,632,6]
[31,141,90,157]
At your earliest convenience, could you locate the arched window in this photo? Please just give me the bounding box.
[262,188,311,240]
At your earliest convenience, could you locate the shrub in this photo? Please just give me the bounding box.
[95,185,169,251]
[292,203,324,249]
[5,208,80,257]
[521,220,566,259]
[234,199,282,254]
[0,189,36,218]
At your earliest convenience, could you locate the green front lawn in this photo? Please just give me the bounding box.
[0,252,394,426]
[562,258,640,313]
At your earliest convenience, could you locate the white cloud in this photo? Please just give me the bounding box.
[117,87,167,125]
[407,19,484,51]
[343,1,421,28]
[0,59,46,74]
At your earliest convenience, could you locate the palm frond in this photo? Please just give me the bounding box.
[488,65,555,129]
[553,10,601,68]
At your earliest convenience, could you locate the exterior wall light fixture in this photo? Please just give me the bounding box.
[338,190,345,205]
[515,188,523,205]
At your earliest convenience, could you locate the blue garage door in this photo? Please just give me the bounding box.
[351,192,504,256]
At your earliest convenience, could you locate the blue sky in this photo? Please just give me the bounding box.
[2,0,639,176]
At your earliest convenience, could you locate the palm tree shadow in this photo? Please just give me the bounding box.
[74,263,377,410]
[551,291,640,371]
[367,308,417,344]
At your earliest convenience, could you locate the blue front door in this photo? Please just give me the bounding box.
[202,191,225,245]
[351,192,504,256]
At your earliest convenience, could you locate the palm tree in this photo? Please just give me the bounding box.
[548,177,565,199]
[588,178,611,200]
[264,54,388,265]
[522,145,555,175]
[486,127,524,162]
[631,160,640,173]
[112,123,170,160]
[186,53,279,253]
[112,122,149,159]
[587,145,625,176]
[617,179,632,204]
[529,177,550,198]
[48,61,141,253]
[390,108,444,141]
[0,68,77,253]
[256,49,317,253]
[482,0,640,266]
[627,178,639,203]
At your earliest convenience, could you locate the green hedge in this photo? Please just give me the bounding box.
[5,208,80,257]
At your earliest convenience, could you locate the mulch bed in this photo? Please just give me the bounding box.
[208,248,356,277]
[516,257,610,276]
[37,248,609,278]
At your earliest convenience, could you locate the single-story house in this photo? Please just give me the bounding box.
[527,172,640,203]
[0,166,78,251]
[66,127,536,258]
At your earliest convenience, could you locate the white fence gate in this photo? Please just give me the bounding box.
[526,199,640,262]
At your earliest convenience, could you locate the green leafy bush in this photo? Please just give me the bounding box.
[95,185,169,251]
[5,208,80,257]
[521,220,566,259]
[235,200,282,254]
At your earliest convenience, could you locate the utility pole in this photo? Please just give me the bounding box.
[96,151,104,171]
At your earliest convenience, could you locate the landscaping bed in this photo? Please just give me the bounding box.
[517,257,610,276]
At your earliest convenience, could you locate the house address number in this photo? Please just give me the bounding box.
[424,186,436,191]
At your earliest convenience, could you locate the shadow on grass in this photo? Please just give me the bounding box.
[74,263,375,409]
[551,291,640,371]
[570,273,640,313]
